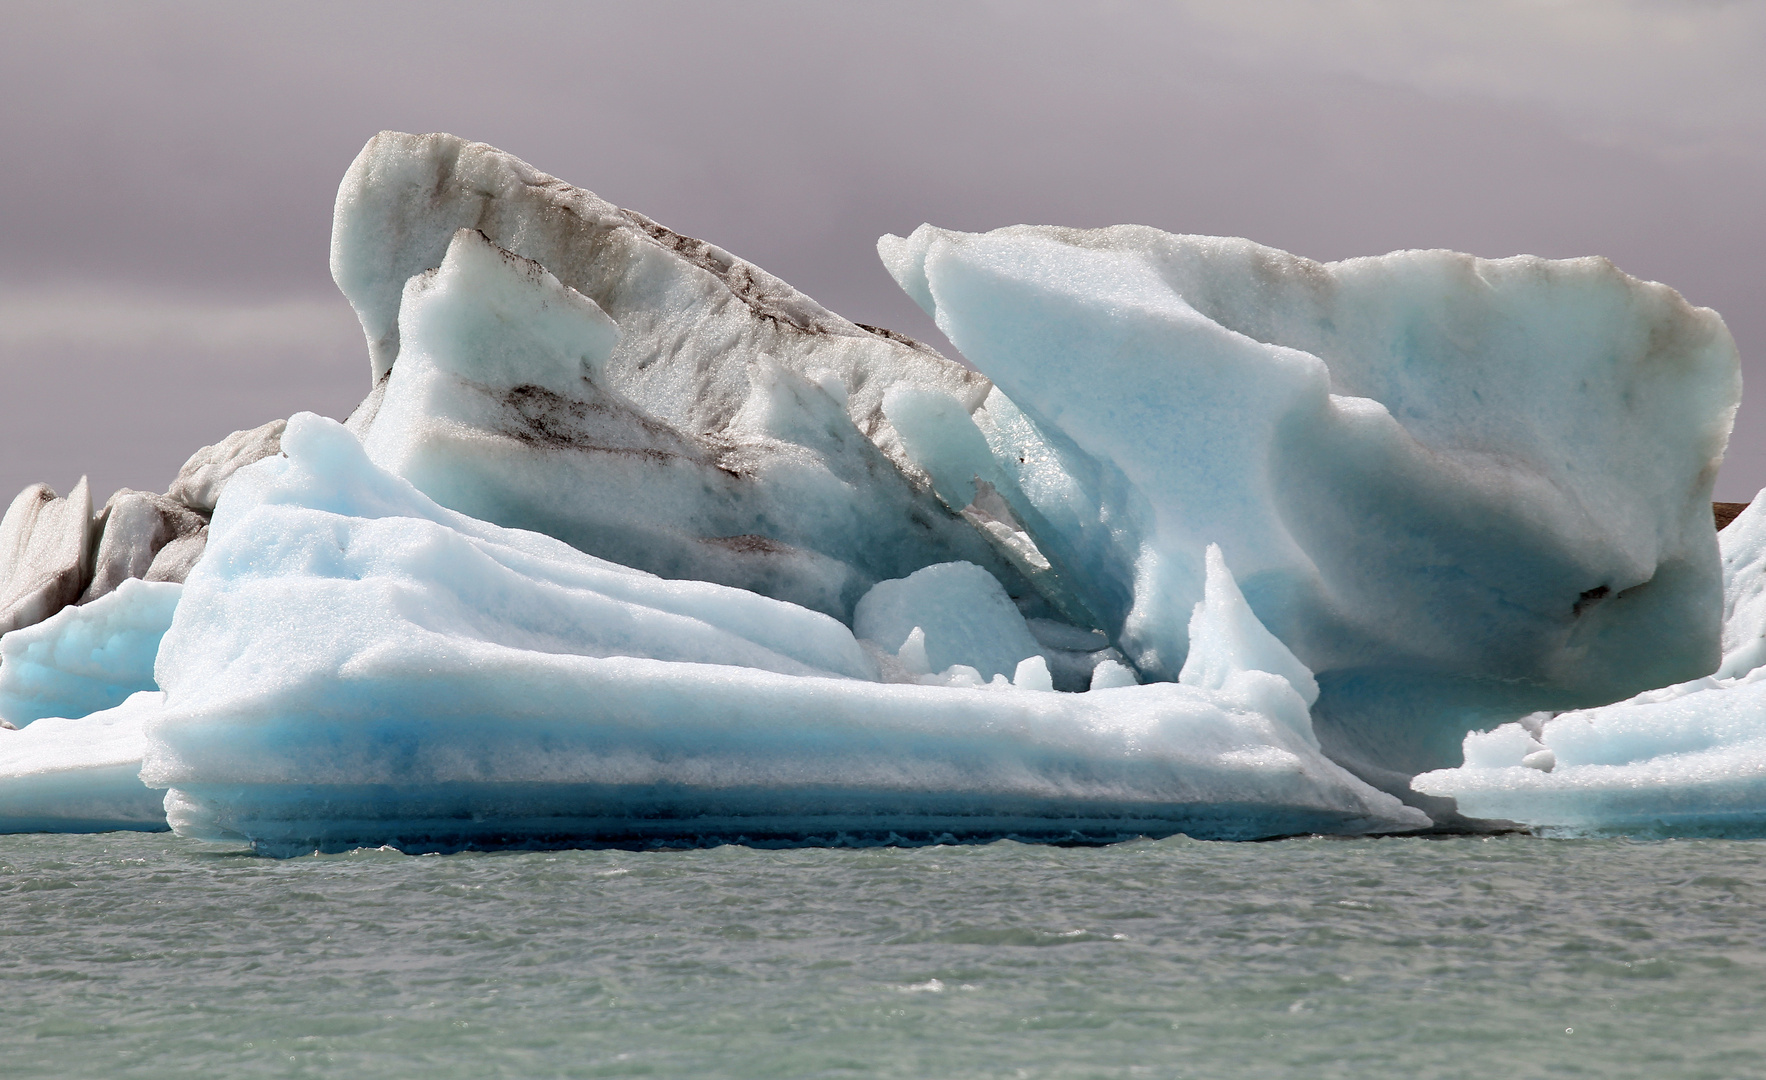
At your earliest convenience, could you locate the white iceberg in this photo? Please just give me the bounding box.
[1414,495,1766,836]
[0,417,280,644]
[0,477,93,637]
[0,580,180,834]
[0,691,167,832]
[878,223,1740,794]
[336,132,1019,621]
[133,413,1423,853]
[3,132,1752,844]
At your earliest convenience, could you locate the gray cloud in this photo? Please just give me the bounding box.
[1177,0,1766,162]
[4,0,1763,499]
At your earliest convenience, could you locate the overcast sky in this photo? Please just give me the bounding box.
[4,0,1765,501]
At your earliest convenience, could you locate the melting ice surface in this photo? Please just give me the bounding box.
[0,130,1753,848]
[130,414,1422,853]
[1415,495,1766,836]
[0,583,177,831]
[877,223,1738,804]
[339,135,1014,622]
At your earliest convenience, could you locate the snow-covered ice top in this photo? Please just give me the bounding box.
[879,222,1740,786]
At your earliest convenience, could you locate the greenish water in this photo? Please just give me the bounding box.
[2,833,1763,1079]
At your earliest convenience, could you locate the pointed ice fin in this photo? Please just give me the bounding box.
[1178,544,1319,707]
[897,626,932,677]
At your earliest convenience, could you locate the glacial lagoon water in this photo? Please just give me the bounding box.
[3,833,1764,1079]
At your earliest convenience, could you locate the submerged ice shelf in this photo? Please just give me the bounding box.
[0,130,1754,849]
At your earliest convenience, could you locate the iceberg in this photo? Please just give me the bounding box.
[0,580,179,833]
[0,477,93,637]
[138,413,1424,854]
[336,132,1021,621]
[0,418,283,643]
[81,491,207,601]
[0,692,167,832]
[878,224,1740,796]
[0,578,181,727]
[0,130,1751,845]
[1414,496,1766,836]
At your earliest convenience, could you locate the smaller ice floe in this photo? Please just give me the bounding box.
[0,692,168,832]
[854,561,1045,683]
[0,579,182,726]
[853,559,1123,691]
[1414,495,1766,836]
[138,413,1425,853]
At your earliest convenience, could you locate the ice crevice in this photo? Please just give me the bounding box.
[0,129,1754,847]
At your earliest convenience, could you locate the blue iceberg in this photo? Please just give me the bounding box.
[1414,495,1766,836]
[877,223,1738,804]
[0,130,1753,847]
[138,413,1424,854]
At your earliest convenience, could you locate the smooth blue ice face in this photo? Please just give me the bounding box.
[879,224,1740,786]
[1415,493,1766,837]
[135,413,1426,853]
[0,691,167,833]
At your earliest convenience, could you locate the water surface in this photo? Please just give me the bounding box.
[3,833,1762,1078]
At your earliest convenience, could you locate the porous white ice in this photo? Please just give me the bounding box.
[879,224,1740,789]
[0,578,180,727]
[1414,495,1766,835]
[852,561,1044,682]
[0,478,93,636]
[0,691,167,832]
[133,413,1424,853]
[335,132,1018,620]
[165,418,286,515]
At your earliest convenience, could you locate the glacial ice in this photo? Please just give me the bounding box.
[1,130,1757,846]
[0,417,281,650]
[879,224,1740,793]
[0,478,93,637]
[81,491,207,602]
[1179,545,1318,713]
[336,132,1020,621]
[0,578,180,727]
[852,561,1044,682]
[0,691,168,832]
[166,418,286,515]
[134,412,1424,853]
[1413,496,1766,836]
